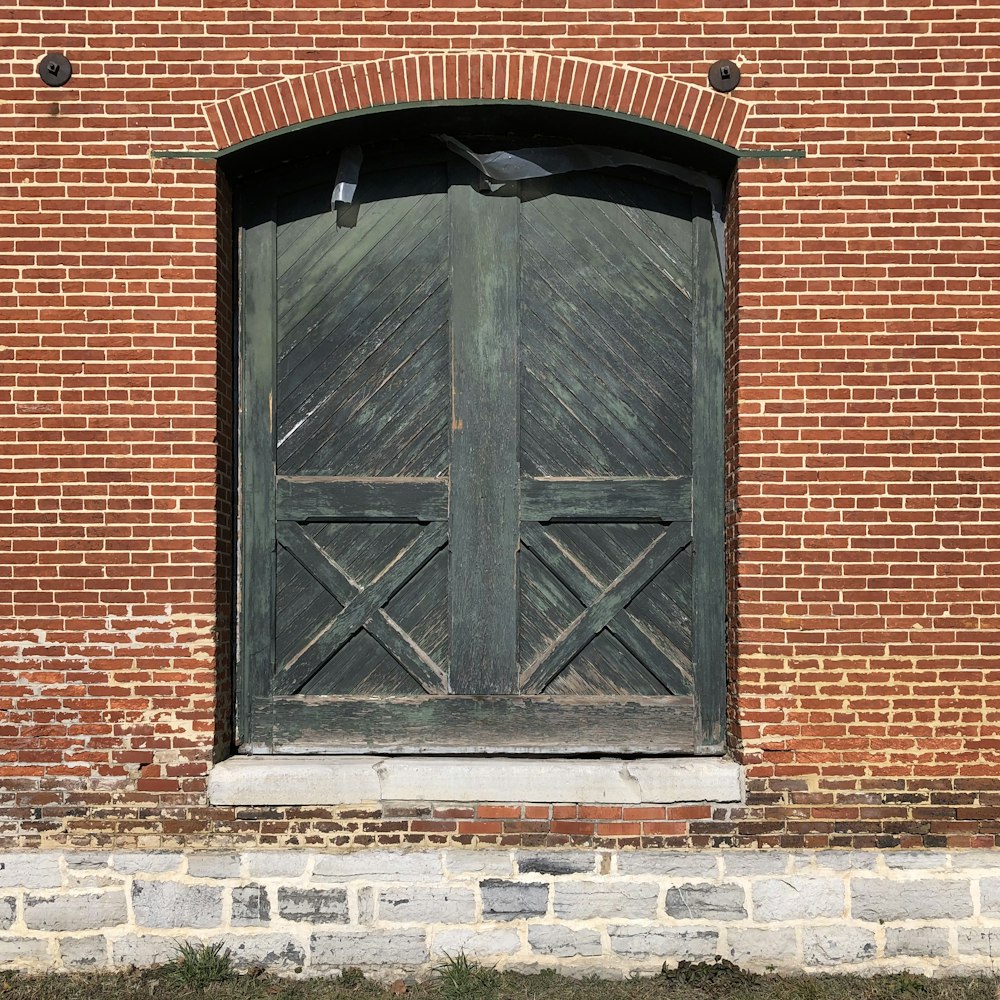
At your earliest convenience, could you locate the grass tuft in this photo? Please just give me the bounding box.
[163,941,236,989]
[435,954,501,1000]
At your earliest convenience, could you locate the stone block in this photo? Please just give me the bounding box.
[132,881,223,929]
[65,854,111,872]
[720,852,791,877]
[666,883,746,921]
[752,877,845,922]
[0,896,14,930]
[232,884,271,926]
[885,927,951,958]
[211,935,305,970]
[518,853,595,876]
[616,851,718,879]
[951,851,1000,870]
[111,935,180,967]
[445,851,513,877]
[358,886,375,924]
[0,937,50,964]
[802,927,876,967]
[979,876,1000,916]
[791,852,876,873]
[277,887,349,924]
[243,853,308,879]
[313,851,442,882]
[25,890,127,931]
[883,852,951,871]
[60,936,109,969]
[608,926,718,961]
[851,878,971,922]
[0,854,62,889]
[956,928,1000,957]
[111,854,183,874]
[481,880,549,920]
[726,928,798,969]
[528,925,603,958]
[311,930,428,968]
[378,886,475,924]
[553,882,658,920]
[187,854,241,879]
[431,928,521,959]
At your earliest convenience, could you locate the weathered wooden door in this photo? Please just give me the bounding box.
[238,141,724,755]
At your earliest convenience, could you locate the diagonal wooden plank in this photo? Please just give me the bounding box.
[275,521,448,695]
[520,521,692,694]
[519,522,692,696]
[277,522,448,695]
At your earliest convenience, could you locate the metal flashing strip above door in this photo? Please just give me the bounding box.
[237,141,725,756]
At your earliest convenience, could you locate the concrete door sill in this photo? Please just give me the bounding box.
[207,756,744,806]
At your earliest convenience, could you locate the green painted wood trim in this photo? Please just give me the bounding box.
[275,477,449,521]
[520,521,693,694]
[448,162,521,695]
[691,195,727,754]
[520,476,692,521]
[237,184,278,751]
[254,694,696,754]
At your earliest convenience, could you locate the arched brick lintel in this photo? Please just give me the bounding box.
[203,52,750,153]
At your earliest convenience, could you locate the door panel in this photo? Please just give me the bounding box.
[237,143,724,755]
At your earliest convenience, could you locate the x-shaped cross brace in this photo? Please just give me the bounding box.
[275,521,448,695]
[519,520,693,694]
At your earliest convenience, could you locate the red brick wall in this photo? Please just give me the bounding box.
[2,0,999,850]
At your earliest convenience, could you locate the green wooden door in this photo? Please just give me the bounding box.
[237,143,724,755]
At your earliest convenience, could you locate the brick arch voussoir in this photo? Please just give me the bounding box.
[203,52,749,153]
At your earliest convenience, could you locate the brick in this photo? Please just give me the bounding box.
[481,880,549,920]
[553,882,658,920]
[132,882,223,929]
[277,887,348,924]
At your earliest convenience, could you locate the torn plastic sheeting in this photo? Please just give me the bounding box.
[439,134,726,275]
[332,145,364,206]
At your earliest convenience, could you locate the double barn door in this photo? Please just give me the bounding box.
[238,142,724,755]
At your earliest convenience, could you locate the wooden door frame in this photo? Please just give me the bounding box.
[228,107,733,756]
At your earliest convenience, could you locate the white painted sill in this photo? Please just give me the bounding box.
[207,756,744,806]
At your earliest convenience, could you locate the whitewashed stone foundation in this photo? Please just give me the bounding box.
[1,850,999,977]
